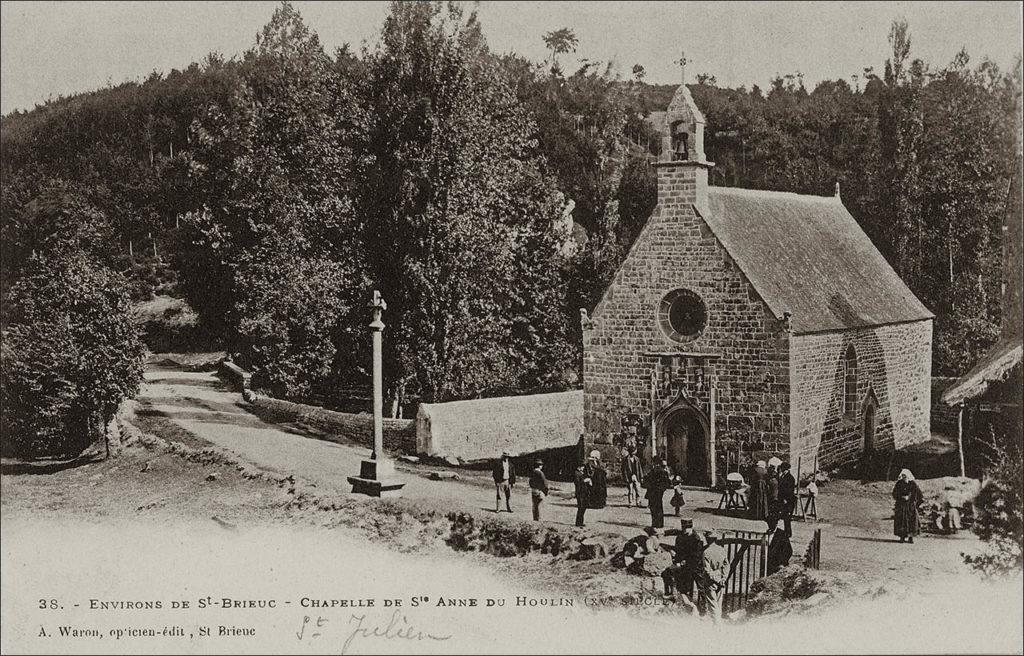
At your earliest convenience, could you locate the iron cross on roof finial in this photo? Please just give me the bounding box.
[675,50,689,84]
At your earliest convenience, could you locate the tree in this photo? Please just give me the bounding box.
[1,252,144,458]
[182,1,365,395]
[356,2,575,402]
[542,27,578,70]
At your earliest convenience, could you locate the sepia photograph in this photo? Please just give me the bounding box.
[1,1,1022,653]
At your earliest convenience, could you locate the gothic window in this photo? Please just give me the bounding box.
[843,344,858,418]
[658,289,707,342]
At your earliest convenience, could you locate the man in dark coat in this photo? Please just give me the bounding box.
[893,468,923,543]
[777,462,797,537]
[661,518,705,601]
[573,464,592,527]
[492,451,516,513]
[645,459,672,529]
[529,459,549,521]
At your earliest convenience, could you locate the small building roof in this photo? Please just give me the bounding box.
[941,335,1023,406]
[701,186,934,334]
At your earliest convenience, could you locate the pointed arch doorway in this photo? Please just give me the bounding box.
[656,398,711,486]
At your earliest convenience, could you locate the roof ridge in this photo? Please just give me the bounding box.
[708,185,838,202]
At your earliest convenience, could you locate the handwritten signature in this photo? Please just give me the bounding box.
[341,609,452,655]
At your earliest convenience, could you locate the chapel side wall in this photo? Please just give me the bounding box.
[584,165,791,484]
[789,319,933,469]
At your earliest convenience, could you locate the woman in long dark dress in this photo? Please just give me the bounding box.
[892,468,923,543]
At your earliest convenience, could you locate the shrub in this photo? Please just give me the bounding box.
[1,252,145,458]
[964,429,1023,576]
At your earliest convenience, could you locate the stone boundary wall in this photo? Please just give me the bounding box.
[248,396,416,454]
[218,360,251,389]
[417,391,583,463]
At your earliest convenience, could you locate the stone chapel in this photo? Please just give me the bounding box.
[582,84,933,486]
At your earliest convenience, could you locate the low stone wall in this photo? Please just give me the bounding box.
[417,391,583,463]
[218,360,251,390]
[248,397,416,454]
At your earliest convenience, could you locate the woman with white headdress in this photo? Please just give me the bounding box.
[892,469,923,543]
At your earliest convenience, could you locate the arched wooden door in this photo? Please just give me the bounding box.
[659,406,710,486]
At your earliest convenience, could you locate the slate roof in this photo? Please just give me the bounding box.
[941,335,1022,406]
[701,186,933,334]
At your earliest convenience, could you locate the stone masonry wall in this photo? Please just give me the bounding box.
[248,396,416,454]
[417,391,583,464]
[584,162,791,485]
[789,320,933,469]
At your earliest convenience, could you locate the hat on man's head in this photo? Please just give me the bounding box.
[680,518,694,529]
[767,456,782,468]
[502,451,511,458]
[535,458,544,467]
[780,461,792,471]
[643,526,658,536]
[589,449,602,460]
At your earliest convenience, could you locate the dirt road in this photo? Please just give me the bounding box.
[135,358,984,585]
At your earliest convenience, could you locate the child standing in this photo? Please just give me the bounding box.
[670,476,686,516]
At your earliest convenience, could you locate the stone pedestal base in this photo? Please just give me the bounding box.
[347,458,405,498]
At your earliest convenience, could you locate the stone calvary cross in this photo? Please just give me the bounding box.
[347,290,405,497]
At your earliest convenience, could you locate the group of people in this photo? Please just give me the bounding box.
[745,456,798,536]
[492,449,611,525]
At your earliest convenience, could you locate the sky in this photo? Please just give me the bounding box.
[1,1,1021,115]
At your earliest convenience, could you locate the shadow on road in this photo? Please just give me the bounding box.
[1,453,104,476]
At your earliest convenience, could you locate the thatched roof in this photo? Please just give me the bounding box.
[941,335,1023,406]
[701,186,933,334]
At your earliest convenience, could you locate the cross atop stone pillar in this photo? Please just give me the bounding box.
[348,290,405,498]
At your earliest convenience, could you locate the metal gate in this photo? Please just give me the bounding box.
[719,529,768,613]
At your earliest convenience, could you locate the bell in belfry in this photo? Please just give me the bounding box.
[672,129,689,161]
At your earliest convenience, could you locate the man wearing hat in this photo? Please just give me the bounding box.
[528,459,549,521]
[644,458,672,529]
[698,530,729,623]
[661,518,705,601]
[777,461,797,537]
[492,451,516,513]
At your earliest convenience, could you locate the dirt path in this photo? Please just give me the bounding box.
[134,358,984,586]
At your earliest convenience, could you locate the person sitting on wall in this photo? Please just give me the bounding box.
[613,527,660,574]
[492,451,516,513]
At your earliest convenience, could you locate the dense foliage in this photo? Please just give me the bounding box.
[1,251,144,457]
[964,430,1023,576]
[1,3,1020,414]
